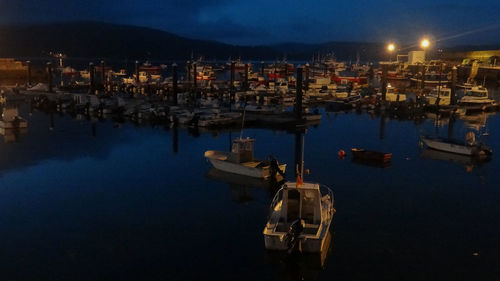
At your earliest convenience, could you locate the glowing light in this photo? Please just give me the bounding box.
[387,44,395,52]
[421,39,430,49]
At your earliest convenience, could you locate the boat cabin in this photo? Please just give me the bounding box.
[427,86,451,105]
[229,137,255,163]
[270,183,324,235]
[464,86,488,99]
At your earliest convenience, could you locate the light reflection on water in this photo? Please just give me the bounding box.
[0,104,499,280]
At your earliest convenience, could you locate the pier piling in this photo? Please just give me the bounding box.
[89,63,95,94]
[101,60,106,90]
[230,61,235,105]
[172,63,178,106]
[451,66,458,105]
[187,61,192,89]
[135,61,140,84]
[26,61,31,86]
[193,62,197,91]
[46,62,53,93]
[381,65,387,101]
[244,63,249,90]
[295,67,303,119]
[305,64,310,90]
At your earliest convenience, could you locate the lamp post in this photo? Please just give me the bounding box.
[420,38,430,91]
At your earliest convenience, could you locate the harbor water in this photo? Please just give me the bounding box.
[0,104,500,280]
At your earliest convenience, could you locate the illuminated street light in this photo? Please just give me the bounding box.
[421,38,430,49]
[387,43,395,52]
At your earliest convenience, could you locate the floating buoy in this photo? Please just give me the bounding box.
[338,150,346,159]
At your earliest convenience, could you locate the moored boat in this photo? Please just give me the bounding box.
[420,133,492,157]
[263,182,335,253]
[458,86,496,106]
[351,148,392,163]
[204,137,286,179]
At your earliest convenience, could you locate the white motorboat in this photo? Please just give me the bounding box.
[263,182,335,253]
[204,137,286,179]
[459,86,496,106]
[377,84,406,102]
[426,86,451,106]
[421,132,492,157]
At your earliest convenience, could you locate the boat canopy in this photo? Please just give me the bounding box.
[229,138,255,163]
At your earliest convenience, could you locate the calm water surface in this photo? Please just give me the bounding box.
[0,104,499,280]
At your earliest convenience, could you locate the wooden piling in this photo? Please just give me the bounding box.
[230,61,235,105]
[244,63,249,90]
[187,61,192,89]
[89,62,95,94]
[26,61,31,86]
[192,62,197,90]
[172,63,178,105]
[421,64,426,91]
[305,64,310,91]
[101,60,106,90]
[133,61,139,85]
[295,67,303,119]
[381,64,388,101]
[451,66,457,105]
[46,62,53,93]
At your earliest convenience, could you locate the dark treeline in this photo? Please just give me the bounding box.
[0,22,386,61]
[0,22,497,62]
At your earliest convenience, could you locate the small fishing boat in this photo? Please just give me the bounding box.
[351,148,392,163]
[263,182,335,253]
[420,132,492,157]
[458,86,496,106]
[426,86,451,106]
[204,137,286,179]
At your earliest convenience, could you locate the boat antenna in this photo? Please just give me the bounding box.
[239,106,246,140]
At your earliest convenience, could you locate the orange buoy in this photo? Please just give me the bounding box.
[338,150,346,159]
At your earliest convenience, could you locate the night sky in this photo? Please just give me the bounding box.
[2,0,500,46]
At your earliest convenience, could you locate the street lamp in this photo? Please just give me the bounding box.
[387,43,395,62]
[420,39,430,49]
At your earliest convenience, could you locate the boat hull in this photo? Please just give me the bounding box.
[422,137,477,156]
[207,158,286,179]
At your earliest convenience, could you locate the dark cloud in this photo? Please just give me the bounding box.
[0,0,499,45]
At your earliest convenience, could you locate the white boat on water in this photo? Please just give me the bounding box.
[263,182,335,253]
[459,86,496,106]
[421,132,492,157]
[377,84,406,102]
[204,137,286,179]
[426,86,451,106]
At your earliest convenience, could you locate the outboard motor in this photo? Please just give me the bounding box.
[283,219,305,254]
[269,156,285,177]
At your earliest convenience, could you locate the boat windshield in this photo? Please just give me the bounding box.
[465,91,487,97]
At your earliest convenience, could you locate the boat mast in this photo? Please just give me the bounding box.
[239,108,246,140]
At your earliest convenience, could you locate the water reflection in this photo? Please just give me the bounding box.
[420,148,490,172]
[0,95,499,280]
[264,231,334,281]
[206,168,284,203]
[0,128,28,143]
